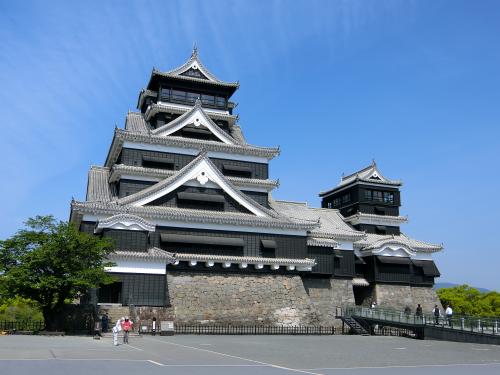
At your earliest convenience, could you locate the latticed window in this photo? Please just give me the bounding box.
[372,191,383,202]
[364,190,372,200]
[383,191,394,203]
[332,197,341,207]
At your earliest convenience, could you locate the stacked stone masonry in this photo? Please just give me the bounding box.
[128,272,441,326]
[165,271,320,326]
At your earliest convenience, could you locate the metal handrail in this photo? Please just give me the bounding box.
[338,305,500,336]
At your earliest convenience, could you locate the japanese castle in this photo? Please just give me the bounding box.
[70,48,443,325]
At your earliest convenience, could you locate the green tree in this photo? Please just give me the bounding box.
[0,215,115,331]
[0,296,43,322]
[437,284,500,317]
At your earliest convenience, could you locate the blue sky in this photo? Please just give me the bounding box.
[1,0,499,290]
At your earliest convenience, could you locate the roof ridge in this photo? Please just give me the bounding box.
[274,200,308,205]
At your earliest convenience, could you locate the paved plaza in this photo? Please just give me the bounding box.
[0,334,499,375]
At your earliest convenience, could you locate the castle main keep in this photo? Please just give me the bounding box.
[70,49,443,326]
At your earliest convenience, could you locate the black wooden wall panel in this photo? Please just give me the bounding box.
[152,227,307,259]
[102,229,148,252]
[109,273,166,306]
[308,247,334,274]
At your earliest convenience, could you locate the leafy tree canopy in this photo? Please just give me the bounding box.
[437,284,500,317]
[0,296,43,322]
[0,215,115,330]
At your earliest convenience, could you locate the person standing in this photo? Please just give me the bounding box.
[101,313,109,333]
[432,305,440,325]
[415,304,423,317]
[112,317,124,346]
[152,317,157,336]
[445,305,453,327]
[121,317,133,344]
[404,305,411,318]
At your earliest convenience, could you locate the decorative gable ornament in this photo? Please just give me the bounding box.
[116,153,270,217]
[95,213,156,233]
[151,100,236,145]
[196,171,209,185]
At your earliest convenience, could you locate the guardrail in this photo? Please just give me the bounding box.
[173,325,336,335]
[0,321,45,332]
[338,306,500,336]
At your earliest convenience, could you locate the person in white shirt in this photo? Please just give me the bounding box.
[445,305,453,327]
[112,317,124,346]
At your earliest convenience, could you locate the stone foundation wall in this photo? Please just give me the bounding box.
[128,273,442,326]
[166,271,320,326]
[411,285,443,313]
[132,306,175,322]
[302,278,355,326]
[374,284,442,313]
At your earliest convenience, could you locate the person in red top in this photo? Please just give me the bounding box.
[121,317,133,344]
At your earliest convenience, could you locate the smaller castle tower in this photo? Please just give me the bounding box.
[319,161,407,236]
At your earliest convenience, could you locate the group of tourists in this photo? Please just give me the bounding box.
[370,301,454,326]
[100,313,160,346]
[111,316,134,346]
[432,304,454,326]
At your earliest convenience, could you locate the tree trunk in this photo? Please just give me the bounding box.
[42,300,66,331]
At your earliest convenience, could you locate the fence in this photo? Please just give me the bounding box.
[0,321,45,332]
[341,306,500,336]
[173,325,336,335]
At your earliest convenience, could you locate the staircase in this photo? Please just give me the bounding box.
[97,305,142,338]
[339,316,370,335]
[98,304,130,323]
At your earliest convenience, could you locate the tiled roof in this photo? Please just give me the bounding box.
[343,212,408,226]
[72,200,318,231]
[109,247,315,267]
[145,101,237,122]
[151,99,238,145]
[86,166,113,202]
[352,277,370,287]
[137,89,157,110]
[319,161,402,197]
[271,200,366,242]
[151,49,239,88]
[108,248,176,261]
[115,152,276,218]
[109,164,279,191]
[104,128,280,168]
[125,112,150,133]
[354,232,443,253]
[172,251,316,267]
[230,125,246,145]
[307,238,340,247]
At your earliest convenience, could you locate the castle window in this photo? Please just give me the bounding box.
[341,193,350,204]
[186,92,198,103]
[216,96,226,107]
[332,197,341,207]
[383,192,394,204]
[142,156,174,170]
[201,94,215,106]
[372,191,383,202]
[222,164,252,178]
[364,190,372,201]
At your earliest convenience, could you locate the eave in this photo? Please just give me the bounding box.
[145,101,237,124]
[344,213,408,226]
[71,201,319,232]
[109,164,279,192]
[104,129,280,168]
